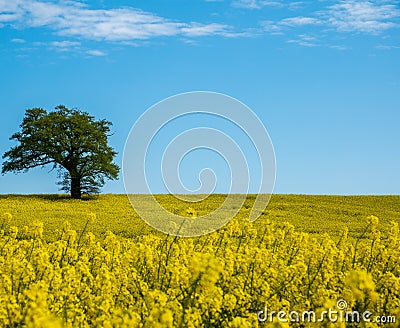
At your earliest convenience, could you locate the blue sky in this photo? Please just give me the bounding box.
[0,0,399,195]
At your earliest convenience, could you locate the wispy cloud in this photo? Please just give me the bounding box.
[2,0,399,53]
[287,34,318,47]
[259,0,400,47]
[260,20,283,34]
[11,38,26,43]
[52,41,81,48]
[181,23,231,37]
[86,49,107,57]
[376,44,400,50]
[328,44,348,51]
[286,33,348,50]
[325,1,400,34]
[0,0,234,42]
[232,0,283,9]
[49,40,81,52]
[232,0,304,10]
[280,17,323,27]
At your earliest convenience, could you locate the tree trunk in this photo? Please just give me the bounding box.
[71,177,82,199]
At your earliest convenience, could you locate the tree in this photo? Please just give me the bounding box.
[2,105,119,199]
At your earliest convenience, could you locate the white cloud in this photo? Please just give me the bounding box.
[280,16,322,27]
[48,40,81,52]
[181,23,231,37]
[0,0,234,42]
[328,44,348,51]
[232,0,283,9]
[0,2,23,22]
[288,2,306,11]
[52,41,81,48]
[261,0,400,38]
[86,49,107,56]
[260,17,322,34]
[286,34,348,49]
[287,34,318,47]
[376,44,400,50]
[11,38,26,43]
[325,1,400,34]
[2,0,399,52]
[260,20,283,34]
[232,0,306,10]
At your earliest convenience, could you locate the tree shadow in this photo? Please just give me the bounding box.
[0,194,99,201]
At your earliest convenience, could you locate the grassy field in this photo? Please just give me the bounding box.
[0,194,399,241]
[1,194,399,327]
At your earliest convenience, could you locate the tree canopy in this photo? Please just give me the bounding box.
[2,105,119,198]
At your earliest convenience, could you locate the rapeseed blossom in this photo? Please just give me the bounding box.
[0,216,398,327]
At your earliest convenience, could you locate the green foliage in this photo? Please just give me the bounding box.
[1,106,119,198]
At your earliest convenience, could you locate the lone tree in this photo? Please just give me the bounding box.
[2,105,119,199]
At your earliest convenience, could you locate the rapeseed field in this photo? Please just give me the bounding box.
[0,194,399,327]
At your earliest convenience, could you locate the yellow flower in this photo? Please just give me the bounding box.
[229,317,253,328]
[186,207,197,218]
[4,212,12,222]
[9,226,18,239]
[88,212,96,223]
[367,215,379,227]
[32,220,44,238]
[345,270,378,301]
